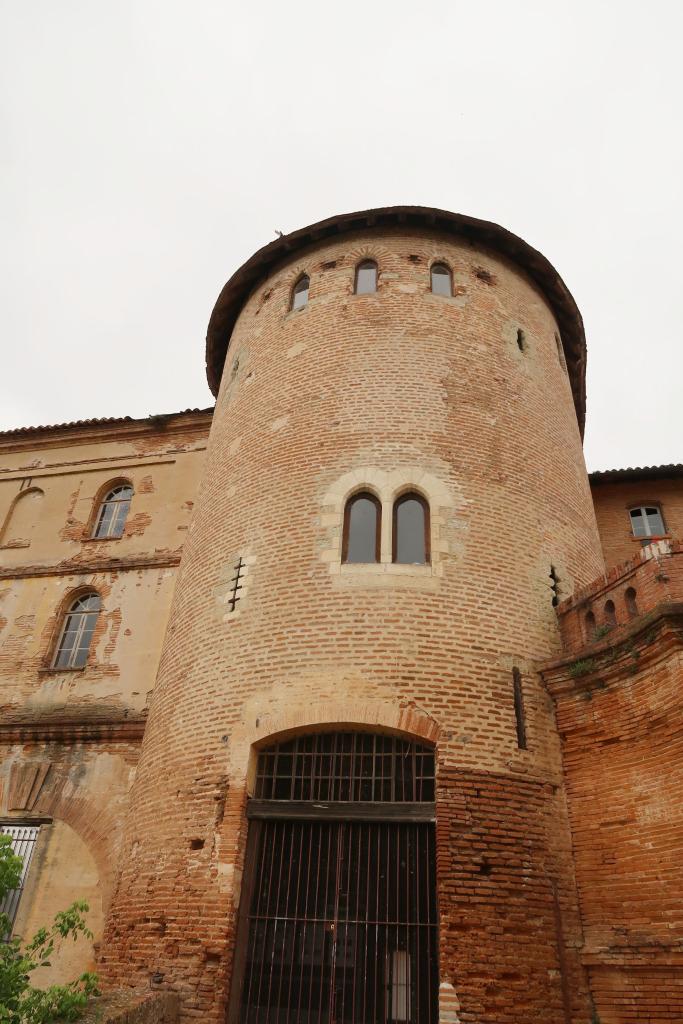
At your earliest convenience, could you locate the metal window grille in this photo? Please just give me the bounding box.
[0,825,39,933]
[52,593,101,670]
[254,732,435,804]
[93,485,133,539]
[231,733,438,1024]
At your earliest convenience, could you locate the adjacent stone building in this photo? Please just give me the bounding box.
[1,207,681,1023]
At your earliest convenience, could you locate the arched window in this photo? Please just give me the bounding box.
[629,505,665,539]
[604,600,617,626]
[0,488,44,548]
[625,587,638,618]
[343,492,381,563]
[92,484,133,539]
[430,262,452,297]
[52,592,101,670]
[585,610,596,639]
[393,493,430,565]
[229,731,438,1023]
[354,259,377,294]
[291,274,310,311]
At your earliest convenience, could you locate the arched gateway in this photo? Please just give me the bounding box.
[229,731,438,1023]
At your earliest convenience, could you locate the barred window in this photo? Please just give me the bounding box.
[52,592,101,670]
[92,484,132,539]
[0,825,39,933]
[230,732,438,1023]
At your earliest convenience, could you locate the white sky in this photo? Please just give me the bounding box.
[1,1,681,471]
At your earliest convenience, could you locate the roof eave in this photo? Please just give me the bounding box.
[205,205,587,434]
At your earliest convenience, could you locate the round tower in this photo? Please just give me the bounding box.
[102,208,604,1023]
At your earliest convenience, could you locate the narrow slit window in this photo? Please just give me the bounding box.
[393,493,430,565]
[512,668,527,749]
[343,492,381,563]
[549,566,560,607]
[629,505,665,539]
[604,600,617,626]
[585,610,596,640]
[52,592,101,670]
[92,484,133,539]
[291,274,310,311]
[516,328,526,352]
[355,259,378,294]
[430,262,452,296]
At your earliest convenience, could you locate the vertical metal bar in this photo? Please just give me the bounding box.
[295,822,315,1023]
[263,820,289,1024]
[271,820,296,1015]
[254,819,279,1016]
[282,820,302,1016]
[329,822,344,1024]
[414,824,420,1024]
[425,825,434,1024]
[306,820,324,1020]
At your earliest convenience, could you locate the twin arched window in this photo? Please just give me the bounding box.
[92,484,133,539]
[343,491,430,565]
[52,592,101,669]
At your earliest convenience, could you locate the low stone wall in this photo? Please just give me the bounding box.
[79,992,178,1023]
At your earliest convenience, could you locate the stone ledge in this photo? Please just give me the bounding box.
[79,991,178,1024]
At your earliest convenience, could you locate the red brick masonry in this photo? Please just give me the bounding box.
[543,542,683,1023]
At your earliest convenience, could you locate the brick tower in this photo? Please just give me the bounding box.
[101,208,605,1022]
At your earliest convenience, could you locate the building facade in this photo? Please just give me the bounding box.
[1,207,682,1023]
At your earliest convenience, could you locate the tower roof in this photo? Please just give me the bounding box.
[206,206,587,432]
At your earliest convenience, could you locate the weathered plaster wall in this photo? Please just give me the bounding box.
[14,819,104,983]
[0,412,210,990]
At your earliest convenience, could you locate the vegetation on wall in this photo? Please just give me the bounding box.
[0,834,98,1023]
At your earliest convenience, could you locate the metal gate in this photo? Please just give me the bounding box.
[229,733,438,1024]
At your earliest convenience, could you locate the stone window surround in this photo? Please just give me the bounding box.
[320,466,454,581]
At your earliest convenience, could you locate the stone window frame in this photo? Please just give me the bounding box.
[320,467,454,582]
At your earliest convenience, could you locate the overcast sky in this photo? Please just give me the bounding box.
[1,1,681,471]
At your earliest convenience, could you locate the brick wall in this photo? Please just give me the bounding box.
[591,476,683,568]
[101,226,604,1021]
[544,547,683,1022]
